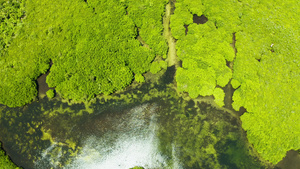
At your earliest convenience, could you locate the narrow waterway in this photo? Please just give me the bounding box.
[163,2,178,68]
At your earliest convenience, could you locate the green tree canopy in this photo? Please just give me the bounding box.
[0,0,168,106]
[231,0,300,164]
[0,142,19,168]
[173,0,237,104]
[172,0,300,164]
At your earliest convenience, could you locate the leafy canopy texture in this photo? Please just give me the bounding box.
[0,142,19,169]
[232,0,300,164]
[173,0,300,164]
[46,89,55,99]
[0,0,168,107]
[173,0,236,105]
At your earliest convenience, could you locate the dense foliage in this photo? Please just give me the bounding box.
[150,60,167,74]
[0,0,168,107]
[173,0,236,105]
[0,0,25,55]
[0,0,35,107]
[232,0,300,164]
[172,0,300,164]
[46,89,55,99]
[1,0,300,166]
[0,142,19,169]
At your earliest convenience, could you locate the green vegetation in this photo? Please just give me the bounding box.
[46,89,55,99]
[0,0,36,107]
[0,69,268,168]
[173,0,235,103]
[0,0,167,107]
[231,0,300,164]
[172,0,300,164]
[213,87,225,107]
[129,166,144,169]
[150,61,162,74]
[150,60,167,74]
[0,142,19,169]
[158,101,266,169]
[1,0,300,167]
[134,74,145,83]
[0,0,25,55]
[127,0,168,56]
[230,79,240,89]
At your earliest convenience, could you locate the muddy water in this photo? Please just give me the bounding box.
[275,150,300,169]
[37,73,51,98]
[36,61,53,98]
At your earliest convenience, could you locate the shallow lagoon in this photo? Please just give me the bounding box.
[0,67,269,169]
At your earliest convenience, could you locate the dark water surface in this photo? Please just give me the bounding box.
[0,67,275,168]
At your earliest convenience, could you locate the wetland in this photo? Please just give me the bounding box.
[1,0,300,168]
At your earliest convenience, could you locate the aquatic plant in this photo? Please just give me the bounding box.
[157,100,266,169]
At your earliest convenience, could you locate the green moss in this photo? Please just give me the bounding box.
[176,67,216,98]
[0,0,25,54]
[127,0,168,56]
